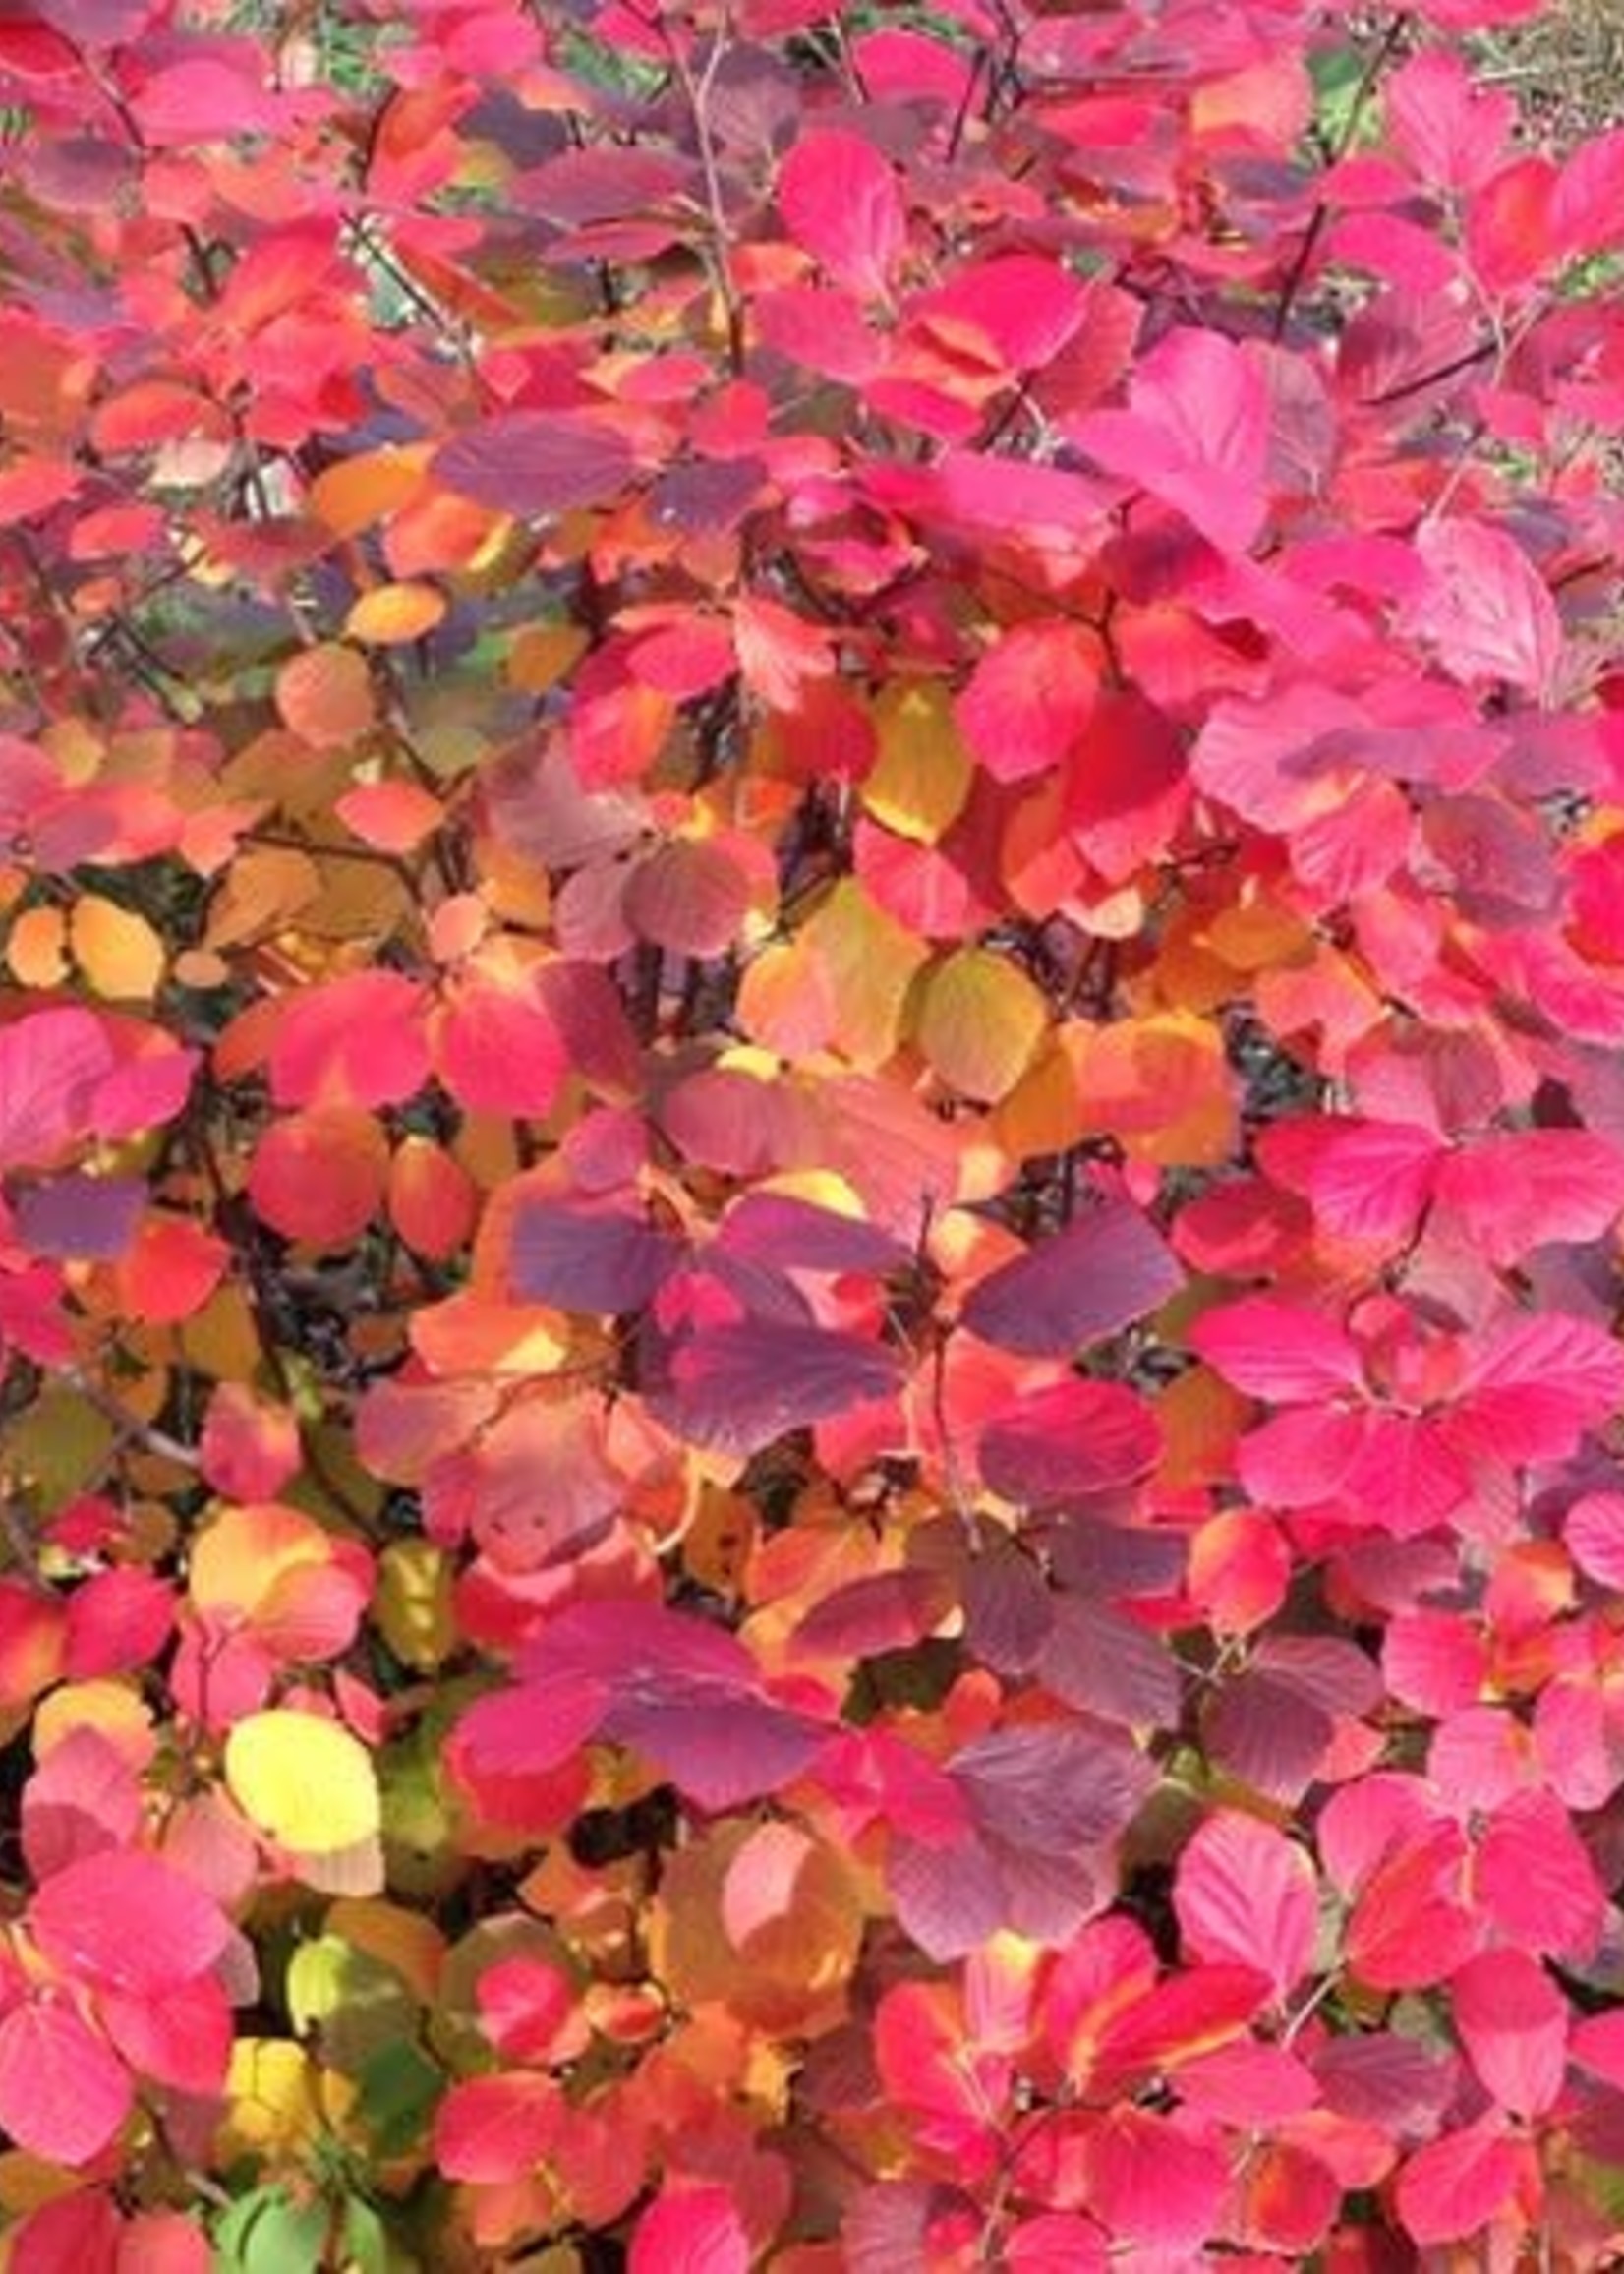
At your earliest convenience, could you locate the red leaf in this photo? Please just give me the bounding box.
[1448,1949,1567,2117]
[910,255,1086,377]
[1395,2119,1525,2248]
[778,129,905,300]
[30,1849,228,1995]
[1175,1811,1318,1998]
[99,1973,233,2095]
[268,970,429,1110]
[8,2191,122,2274]
[629,2185,750,2274]
[433,413,638,517]
[434,2071,563,2183]
[960,1200,1181,1357]
[955,621,1099,784]
[0,1999,133,2164]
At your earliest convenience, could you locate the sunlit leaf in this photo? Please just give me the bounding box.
[225,1709,382,1853]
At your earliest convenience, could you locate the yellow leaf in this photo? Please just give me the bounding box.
[344,580,447,646]
[70,892,165,1000]
[914,947,1047,1103]
[863,682,972,845]
[225,1709,381,1852]
[803,879,929,1069]
[376,1539,457,1672]
[219,2038,323,2160]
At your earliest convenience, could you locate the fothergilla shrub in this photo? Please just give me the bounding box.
[2,0,1624,2265]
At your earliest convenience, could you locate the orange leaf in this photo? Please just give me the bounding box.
[274,643,375,750]
[247,1106,389,1245]
[308,445,430,536]
[344,580,446,646]
[70,893,165,1001]
[336,777,443,852]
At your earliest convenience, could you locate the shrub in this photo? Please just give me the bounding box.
[2,0,1624,2265]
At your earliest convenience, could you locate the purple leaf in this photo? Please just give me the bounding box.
[960,1199,1182,1357]
[660,1321,903,1455]
[434,413,638,518]
[953,1721,1153,1855]
[716,1193,908,1276]
[12,1175,144,1259]
[607,1695,825,1811]
[510,1198,680,1313]
[1037,1598,1183,1731]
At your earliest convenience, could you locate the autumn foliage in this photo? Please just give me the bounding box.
[6,0,1624,2263]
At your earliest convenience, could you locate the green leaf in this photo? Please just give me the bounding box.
[214,2186,329,2274]
[355,2037,445,2160]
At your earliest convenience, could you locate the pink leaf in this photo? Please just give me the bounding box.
[1190,1296,1363,1403]
[1402,517,1563,702]
[0,1007,115,1171]
[1175,1811,1318,1998]
[1450,1312,1624,1465]
[268,970,429,1110]
[0,1999,133,2164]
[1564,1492,1624,1588]
[961,1200,1181,1357]
[30,1849,228,1995]
[1572,2009,1624,2092]
[1303,1120,1444,1245]
[1448,1949,1567,2117]
[778,129,905,300]
[1070,329,1271,554]
[630,2187,749,2274]
[1084,2106,1229,2250]
[1475,1789,1605,1959]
